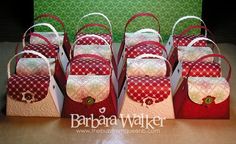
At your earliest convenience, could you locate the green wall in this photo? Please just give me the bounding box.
[34,0,203,42]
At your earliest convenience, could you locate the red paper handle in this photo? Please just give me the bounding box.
[186,54,231,82]
[75,23,111,36]
[66,54,111,78]
[128,41,167,57]
[179,25,215,42]
[34,13,65,31]
[124,12,160,33]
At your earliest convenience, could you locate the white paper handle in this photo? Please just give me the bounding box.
[71,34,110,59]
[133,28,163,42]
[171,16,207,36]
[135,54,172,76]
[78,12,112,35]
[7,50,52,78]
[187,37,221,55]
[23,23,60,47]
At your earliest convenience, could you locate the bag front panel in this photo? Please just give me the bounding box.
[182,61,221,77]
[30,32,64,45]
[126,44,163,58]
[23,44,58,58]
[16,58,55,76]
[188,77,230,105]
[7,75,50,103]
[66,75,110,103]
[74,45,111,60]
[127,76,171,106]
[178,47,214,62]
[173,35,207,47]
[125,33,160,47]
[70,58,111,75]
[127,59,166,77]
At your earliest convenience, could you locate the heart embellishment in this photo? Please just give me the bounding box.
[99,107,106,114]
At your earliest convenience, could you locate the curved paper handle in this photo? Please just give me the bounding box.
[186,54,231,82]
[135,54,172,77]
[187,37,221,57]
[78,12,112,35]
[171,16,207,36]
[71,34,110,59]
[128,41,167,57]
[76,23,111,36]
[23,23,60,47]
[124,12,160,33]
[133,28,163,42]
[7,50,52,78]
[34,13,65,31]
[179,25,214,38]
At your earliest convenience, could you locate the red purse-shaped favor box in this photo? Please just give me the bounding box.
[165,16,207,68]
[71,34,118,97]
[75,13,118,73]
[118,38,167,95]
[174,54,231,119]
[31,13,71,58]
[62,54,117,117]
[18,24,67,93]
[169,25,215,69]
[171,37,221,95]
[118,12,161,63]
[119,54,174,119]
[7,50,64,117]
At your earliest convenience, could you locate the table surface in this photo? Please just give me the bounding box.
[0,43,236,144]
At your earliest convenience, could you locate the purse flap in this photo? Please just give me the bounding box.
[7,74,50,103]
[76,33,112,45]
[16,58,55,76]
[126,44,163,58]
[23,44,58,58]
[74,45,111,60]
[127,76,171,106]
[70,58,111,75]
[178,46,214,62]
[182,61,221,77]
[125,32,160,47]
[173,35,207,47]
[127,59,166,77]
[30,32,64,45]
[66,75,110,104]
[188,77,230,104]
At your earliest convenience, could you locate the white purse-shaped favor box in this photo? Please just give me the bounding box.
[7,50,64,117]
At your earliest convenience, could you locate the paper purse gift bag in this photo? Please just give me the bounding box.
[75,12,118,71]
[171,37,221,95]
[165,16,209,67]
[23,23,69,73]
[118,12,161,63]
[72,34,117,77]
[62,54,117,117]
[169,25,215,69]
[173,54,231,119]
[118,40,167,96]
[19,25,67,93]
[71,34,118,96]
[7,50,64,117]
[31,13,71,57]
[119,54,174,119]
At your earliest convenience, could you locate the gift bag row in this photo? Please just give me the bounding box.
[6,12,231,119]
